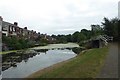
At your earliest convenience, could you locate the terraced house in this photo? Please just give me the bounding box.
[1,16,56,50]
[0,16,39,40]
[0,16,2,38]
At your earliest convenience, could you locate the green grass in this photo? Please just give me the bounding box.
[0,50,17,54]
[31,46,108,78]
[0,48,31,54]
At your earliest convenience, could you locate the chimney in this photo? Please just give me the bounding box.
[38,32,40,35]
[24,27,27,30]
[14,22,18,26]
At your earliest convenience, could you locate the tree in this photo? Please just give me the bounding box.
[102,18,113,36]
[66,34,72,42]
[71,31,80,42]
[78,33,86,42]
[81,29,92,39]
[102,17,119,41]
[91,24,103,37]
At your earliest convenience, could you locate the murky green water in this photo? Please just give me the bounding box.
[2,43,79,78]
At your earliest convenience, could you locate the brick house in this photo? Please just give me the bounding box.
[22,27,29,39]
[9,22,18,36]
[2,21,12,36]
[19,28,23,38]
[1,17,42,41]
[2,21,21,37]
[33,31,39,39]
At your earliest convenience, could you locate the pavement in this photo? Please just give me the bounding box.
[97,42,119,78]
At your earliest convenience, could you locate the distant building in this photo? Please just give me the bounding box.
[1,17,55,44]
[13,22,21,37]
[22,27,29,39]
[2,21,12,36]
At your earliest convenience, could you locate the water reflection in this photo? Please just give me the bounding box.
[72,47,85,54]
[2,47,85,72]
[2,50,38,71]
[2,48,79,71]
[2,43,81,78]
[34,49,48,53]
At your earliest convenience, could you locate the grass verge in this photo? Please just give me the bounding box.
[0,50,18,54]
[27,46,108,78]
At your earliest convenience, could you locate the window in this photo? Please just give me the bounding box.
[13,27,15,31]
[10,26,12,31]
[2,33,6,36]
[2,25,8,31]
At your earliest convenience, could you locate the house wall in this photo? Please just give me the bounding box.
[1,17,42,41]
[8,25,17,36]
[0,17,2,38]
[2,31,8,36]
[2,21,10,36]
[0,16,2,52]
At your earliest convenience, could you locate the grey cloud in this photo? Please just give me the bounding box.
[0,0,118,35]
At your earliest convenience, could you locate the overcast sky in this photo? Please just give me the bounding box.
[118,1,120,19]
[0,0,119,35]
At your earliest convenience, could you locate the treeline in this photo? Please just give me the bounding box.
[2,35,49,50]
[2,17,119,50]
[102,17,119,41]
[2,36,35,50]
[51,28,102,44]
[52,17,119,43]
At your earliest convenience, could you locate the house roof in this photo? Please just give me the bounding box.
[2,21,13,28]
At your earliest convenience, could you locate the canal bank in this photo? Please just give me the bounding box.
[2,43,80,78]
[0,43,80,55]
[26,46,108,78]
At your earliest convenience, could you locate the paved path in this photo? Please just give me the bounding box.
[97,42,119,78]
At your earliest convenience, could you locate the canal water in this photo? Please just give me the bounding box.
[2,43,80,78]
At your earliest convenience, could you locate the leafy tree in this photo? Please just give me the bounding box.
[66,34,72,42]
[102,18,113,36]
[81,29,92,39]
[71,31,80,42]
[91,24,103,37]
[78,33,86,42]
[57,35,67,43]
[102,17,119,41]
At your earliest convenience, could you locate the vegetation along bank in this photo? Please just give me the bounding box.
[27,46,108,78]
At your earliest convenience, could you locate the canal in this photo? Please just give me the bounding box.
[2,43,81,78]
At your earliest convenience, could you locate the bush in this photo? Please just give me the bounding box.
[2,36,33,50]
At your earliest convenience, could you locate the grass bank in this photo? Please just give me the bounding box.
[27,46,108,78]
[0,50,18,54]
[0,49,28,54]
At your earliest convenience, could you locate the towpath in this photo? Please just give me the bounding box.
[97,42,119,78]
